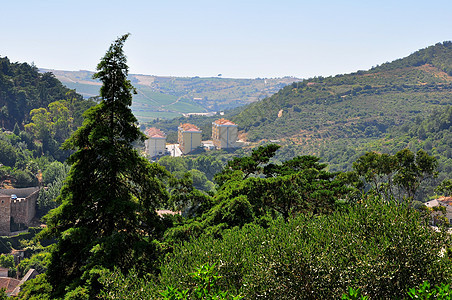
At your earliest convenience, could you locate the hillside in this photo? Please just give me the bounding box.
[41,69,299,122]
[221,42,450,177]
[0,57,94,190]
[233,42,451,142]
[147,41,451,194]
[0,57,88,130]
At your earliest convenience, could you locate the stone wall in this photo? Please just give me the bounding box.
[0,196,11,235]
[0,187,39,235]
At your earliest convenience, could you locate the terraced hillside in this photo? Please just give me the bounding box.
[41,69,299,122]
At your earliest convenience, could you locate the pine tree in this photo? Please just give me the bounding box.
[42,34,169,298]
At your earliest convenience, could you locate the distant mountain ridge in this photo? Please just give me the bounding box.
[40,68,299,123]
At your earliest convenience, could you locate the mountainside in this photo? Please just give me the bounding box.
[233,41,451,143]
[0,57,94,191]
[41,69,299,122]
[224,41,452,187]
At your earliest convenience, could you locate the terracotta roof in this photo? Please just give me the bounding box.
[213,118,237,126]
[145,127,166,138]
[10,269,39,297]
[0,277,20,295]
[425,197,452,208]
[437,196,452,206]
[179,123,201,132]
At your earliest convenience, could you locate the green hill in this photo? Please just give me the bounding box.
[41,69,299,123]
[0,57,94,190]
[0,57,87,130]
[223,42,452,195]
[233,41,451,143]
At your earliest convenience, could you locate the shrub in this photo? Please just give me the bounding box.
[159,198,452,299]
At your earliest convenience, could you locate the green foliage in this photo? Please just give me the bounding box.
[0,228,44,254]
[98,267,159,299]
[341,287,369,300]
[160,264,243,300]
[168,173,214,217]
[157,153,226,185]
[218,143,280,181]
[353,149,438,201]
[166,144,354,241]
[0,70,93,187]
[0,254,16,277]
[0,138,17,167]
[407,281,452,299]
[23,98,94,160]
[17,251,51,275]
[0,56,83,131]
[37,161,70,217]
[0,288,6,300]
[159,198,451,299]
[436,178,452,197]
[375,41,452,75]
[17,274,52,300]
[41,35,169,298]
[98,264,243,300]
[12,169,38,188]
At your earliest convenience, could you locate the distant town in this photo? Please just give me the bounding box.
[144,118,244,158]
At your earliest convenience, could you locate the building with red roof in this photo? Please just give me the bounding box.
[178,123,202,154]
[212,119,238,149]
[0,276,20,296]
[144,127,167,158]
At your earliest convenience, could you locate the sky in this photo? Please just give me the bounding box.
[1,0,451,79]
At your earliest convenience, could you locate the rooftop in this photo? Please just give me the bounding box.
[425,197,452,208]
[0,277,20,295]
[437,196,452,206]
[179,123,201,132]
[213,118,237,126]
[145,127,166,138]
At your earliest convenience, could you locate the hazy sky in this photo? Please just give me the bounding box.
[2,0,451,79]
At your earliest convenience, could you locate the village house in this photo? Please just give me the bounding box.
[178,123,202,154]
[424,196,452,226]
[212,118,238,149]
[0,268,39,297]
[145,127,167,158]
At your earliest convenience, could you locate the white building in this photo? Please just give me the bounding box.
[178,123,202,154]
[145,128,166,158]
[424,197,452,225]
[212,118,238,149]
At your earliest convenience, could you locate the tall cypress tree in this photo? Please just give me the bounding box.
[42,34,169,298]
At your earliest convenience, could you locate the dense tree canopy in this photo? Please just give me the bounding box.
[164,144,355,241]
[0,57,84,130]
[353,149,438,201]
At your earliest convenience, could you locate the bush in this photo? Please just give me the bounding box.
[158,198,452,299]
[13,169,38,188]
[407,281,452,299]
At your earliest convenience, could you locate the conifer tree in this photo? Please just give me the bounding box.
[42,34,168,298]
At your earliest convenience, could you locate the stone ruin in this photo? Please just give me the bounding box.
[0,187,39,236]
